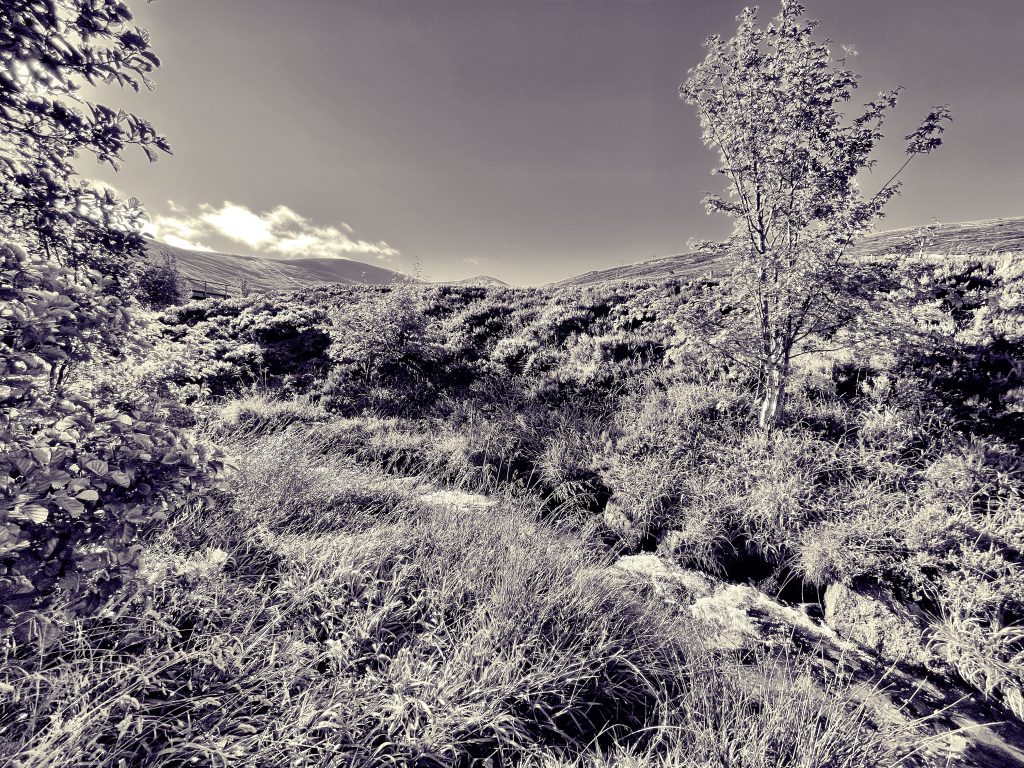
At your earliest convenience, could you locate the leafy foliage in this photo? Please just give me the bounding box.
[0,1,227,632]
[1,243,226,628]
[137,252,188,309]
[0,0,169,290]
[322,287,450,415]
[154,295,332,399]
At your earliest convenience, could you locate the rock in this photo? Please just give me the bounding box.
[823,582,935,669]
[418,487,496,512]
[615,553,716,600]
[601,500,637,545]
[614,554,1024,768]
[689,581,842,654]
[616,555,840,653]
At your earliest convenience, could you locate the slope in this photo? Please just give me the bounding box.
[145,239,413,295]
[556,217,1024,287]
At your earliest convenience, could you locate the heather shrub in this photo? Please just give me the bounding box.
[137,253,189,309]
[890,255,1024,442]
[155,295,331,398]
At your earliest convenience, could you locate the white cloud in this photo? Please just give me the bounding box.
[266,205,307,229]
[143,209,214,252]
[462,256,481,265]
[200,202,274,248]
[143,201,399,260]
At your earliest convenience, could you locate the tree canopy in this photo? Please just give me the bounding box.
[0,0,170,287]
[679,0,951,429]
[1,1,224,631]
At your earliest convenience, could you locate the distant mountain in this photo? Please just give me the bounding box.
[556,250,725,288]
[148,217,1024,295]
[449,275,510,288]
[556,217,1024,288]
[146,239,413,295]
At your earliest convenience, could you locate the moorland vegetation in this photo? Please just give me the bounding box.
[2,1,1023,767]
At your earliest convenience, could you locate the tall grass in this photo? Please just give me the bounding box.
[0,429,916,767]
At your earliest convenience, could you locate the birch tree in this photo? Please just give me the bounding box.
[680,0,950,430]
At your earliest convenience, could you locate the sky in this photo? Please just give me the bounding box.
[89,0,1024,285]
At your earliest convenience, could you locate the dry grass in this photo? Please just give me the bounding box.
[0,427,915,768]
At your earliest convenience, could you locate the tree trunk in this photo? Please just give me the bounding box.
[758,355,790,431]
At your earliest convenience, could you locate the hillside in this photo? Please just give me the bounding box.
[145,238,413,295]
[146,218,1024,294]
[557,216,1024,287]
[450,275,510,287]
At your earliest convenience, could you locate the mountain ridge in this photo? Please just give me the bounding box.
[554,216,1024,287]
[148,217,1024,294]
[146,239,414,294]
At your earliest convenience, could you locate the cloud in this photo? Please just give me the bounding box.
[143,204,214,251]
[144,201,399,260]
[200,202,275,248]
[462,256,481,266]
[162,234,215,251]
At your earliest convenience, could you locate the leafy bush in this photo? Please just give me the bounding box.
[889,255,1024,442]
[137,253,188,309]
[0,243,225,630]
[0,0,170,296]
[154,295,332,398]
[320,287,450,415]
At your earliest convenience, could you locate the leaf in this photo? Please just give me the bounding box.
[76,489,99,502]
[125,506,149,523]
[53,495,85,517]
[109,471,131,487]
[16,504,49,524]
[47,470,72,489]
[86,459,109,476]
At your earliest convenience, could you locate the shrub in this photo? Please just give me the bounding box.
[137,253,188,309]
[0,243,225,631]
[152,295,332,399]
[320,288,448,415]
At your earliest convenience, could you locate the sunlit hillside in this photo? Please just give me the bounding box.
[558,216,1024,287]
[146,239,414,295]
